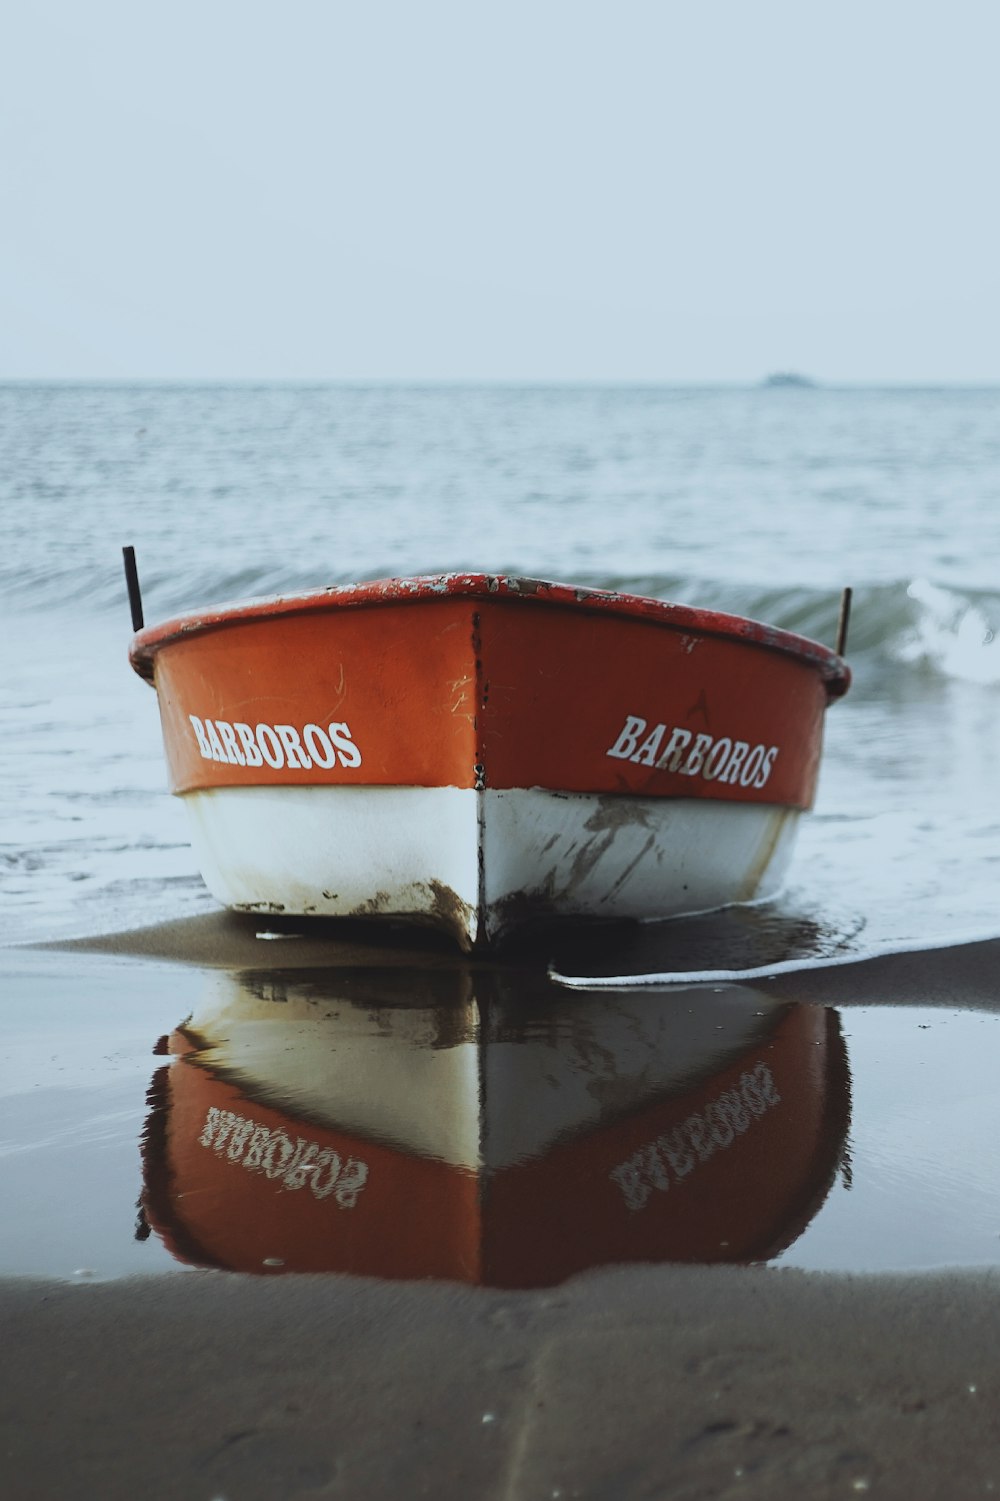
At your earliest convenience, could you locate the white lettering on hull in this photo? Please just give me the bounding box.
[189,716,362,771]
[607,713,779,789]
[608,1061,782,1212]
[198,1106,369,1206]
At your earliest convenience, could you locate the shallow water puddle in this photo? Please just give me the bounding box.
[775,1006,1000,1271]
[1,949,998,1283]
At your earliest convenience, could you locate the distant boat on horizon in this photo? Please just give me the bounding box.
[762,372,817,389]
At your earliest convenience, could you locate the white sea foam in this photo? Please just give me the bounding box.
[549,926,1000,990]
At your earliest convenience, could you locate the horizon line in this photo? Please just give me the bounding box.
[2,376,999,389]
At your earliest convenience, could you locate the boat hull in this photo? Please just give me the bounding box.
[130,574,849,947]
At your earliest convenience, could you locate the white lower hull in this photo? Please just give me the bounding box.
[183,785,799,947]
[187,971,787,1170]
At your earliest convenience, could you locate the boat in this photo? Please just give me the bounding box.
[127,571,851,949]
[139,967,850,1283]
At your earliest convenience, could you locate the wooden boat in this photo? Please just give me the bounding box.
[140,969,850,1283]
[128,572,850,948]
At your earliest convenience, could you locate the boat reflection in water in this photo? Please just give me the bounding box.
[141,968,850,1286]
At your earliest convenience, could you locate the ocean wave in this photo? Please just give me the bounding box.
[0,559,364,617]
[535,572,1000,686]
[890,578,1000,684]
[4,560,998,686]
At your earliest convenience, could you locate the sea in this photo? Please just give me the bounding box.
[2,381,998,964]
[3,381,1000,1281]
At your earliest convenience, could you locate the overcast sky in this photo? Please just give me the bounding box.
[2,1,998,381]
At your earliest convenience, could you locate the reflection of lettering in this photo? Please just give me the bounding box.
[609,1062,782,1212]
[198,1107,368,1207]
[607,713,778,789]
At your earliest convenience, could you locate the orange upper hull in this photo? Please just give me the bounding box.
[131,574,849,809]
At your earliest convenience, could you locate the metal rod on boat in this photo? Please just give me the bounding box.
[835,586,852,657]
[123,545,144,632]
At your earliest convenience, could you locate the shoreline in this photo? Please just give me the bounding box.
[5,919,1000,1495]
[31,908,1000,1011]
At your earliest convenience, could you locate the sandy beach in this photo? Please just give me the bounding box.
[2,921,999,1497]
[5,1261,1000,1500]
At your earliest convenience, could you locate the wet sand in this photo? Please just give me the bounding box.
[6,920,1000,1497]
[45,908,1000,1013]
[5,1265,1000,1499]
[41,910,488,971]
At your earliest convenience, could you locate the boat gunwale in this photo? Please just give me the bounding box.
[128,572,851,695]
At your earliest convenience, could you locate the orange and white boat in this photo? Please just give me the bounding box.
[128,573,850,948]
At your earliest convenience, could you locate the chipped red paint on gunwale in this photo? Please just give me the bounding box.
[129,573,851,697]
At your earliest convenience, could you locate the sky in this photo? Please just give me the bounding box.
[2,0,998,382]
